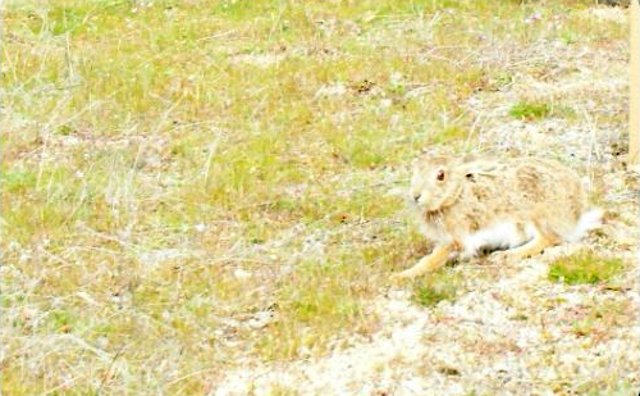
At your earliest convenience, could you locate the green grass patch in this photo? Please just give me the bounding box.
[508,100,577,122]
[411,269,462,307]
[509,101,551,121]
[548,251,624,285]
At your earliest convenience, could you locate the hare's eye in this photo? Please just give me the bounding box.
[436,170,445,181]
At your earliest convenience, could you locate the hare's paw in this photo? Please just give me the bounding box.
[491,250,517,265]
[390,268,418,283]
[391,245,452,283]
[390,260,434,284]
[492,249,538,265]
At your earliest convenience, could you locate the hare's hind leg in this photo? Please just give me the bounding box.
[497,226,556,263]
[392,243,453,280]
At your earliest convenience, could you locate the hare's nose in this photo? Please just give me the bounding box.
[413,194,421,202]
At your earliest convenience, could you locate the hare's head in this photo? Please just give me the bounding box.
[409,154,475,212]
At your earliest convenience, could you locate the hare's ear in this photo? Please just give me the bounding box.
[459,160,497,180]
[461,153,479,163]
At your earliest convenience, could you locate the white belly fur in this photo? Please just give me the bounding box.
[462,221,534,258]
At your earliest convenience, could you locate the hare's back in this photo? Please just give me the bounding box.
[510,157,580,184]
[507,158,585,208]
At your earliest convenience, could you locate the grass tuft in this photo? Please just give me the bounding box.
[411,269,462,307]
[509,101,551,120]
[548,251,624,285]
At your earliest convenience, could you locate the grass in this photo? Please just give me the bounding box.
[508,100,577,121]
[411,269,462,307]
[509,101,552,120]
[0,0,630,393]
[548,250,624,285]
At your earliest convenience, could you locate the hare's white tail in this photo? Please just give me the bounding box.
[566,208,603,242]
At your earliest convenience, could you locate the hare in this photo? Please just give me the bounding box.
[393,154,602,279]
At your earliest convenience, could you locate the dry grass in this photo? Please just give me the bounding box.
[1,0,636,394]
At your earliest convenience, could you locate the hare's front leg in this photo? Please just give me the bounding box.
[392,243,453,280]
